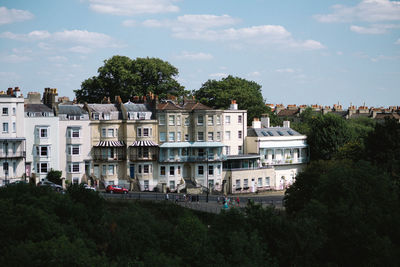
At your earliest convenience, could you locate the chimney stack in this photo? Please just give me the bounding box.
[230,100,238,110]
[283,121,290,128]
[261,116,270,128]
[252,118,261,129]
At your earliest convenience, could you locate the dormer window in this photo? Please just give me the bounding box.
[103,113,110,120]
[93,113,99,120]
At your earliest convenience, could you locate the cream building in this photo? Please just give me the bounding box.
[84,102,126,188]
[157,99,225,191]
[122,101,158,191]
[221,100,247,156]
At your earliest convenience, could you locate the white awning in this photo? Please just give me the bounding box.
[94,141,125,147]
[130,140,159,147]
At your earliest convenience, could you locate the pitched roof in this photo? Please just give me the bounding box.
[375,113,400,120]
[247,127,304,137]
[182,101,212,110]
[156,101,182,110]
[86,104,119,113]
[24,104,53,113]
[277,109,299,117]
[124,102,151,112]
[58,105,87,115]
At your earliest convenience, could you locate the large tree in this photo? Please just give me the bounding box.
[75,56,186,103]
[193,75,275,125]
[284,160,400,266]
[307,113,355,160]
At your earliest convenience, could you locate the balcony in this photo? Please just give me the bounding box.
[0,151,26,158]
[129,153,158,161]
[263,157,308,166]
[92,153,126,161]
[159,155,226,163]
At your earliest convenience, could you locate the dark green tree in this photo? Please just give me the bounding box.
[194,75,275,125]
[366,118,400,187]
[46,169,62,185]
[307,113,354,160]
[75,56,186,103]
[284,160,400,266]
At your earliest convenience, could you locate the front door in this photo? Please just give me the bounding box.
[94,165,99,178]
[130,164,135,178]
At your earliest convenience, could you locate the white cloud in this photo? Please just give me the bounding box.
[0,29,121,53]
[142,19,164,27]
[276,68,295,73]
[48,56,68,62]
[0,6,34,25]
[209,73,228,78]
[88,0,179,15]
[314,0,400,23]
[0,30,51,41]
[69,46,93,54]
[247,71,261,77]
[0,54,31,63]
[176,51,213,60]
[143,15,324,50]
[53,30,118,47]
[350,24,400,34]
[396,39,400,44]
[337,51,343,55]
[122,19,136,27]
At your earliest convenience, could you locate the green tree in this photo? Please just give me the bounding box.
[366,118,400,187]
[284,160,400,266]
[307,113,354,160]
[194,75,274,125]
[75,56,186,103]
[46,169,62,185]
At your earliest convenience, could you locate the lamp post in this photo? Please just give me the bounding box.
[4,141,8,185]
[206,149,209,203]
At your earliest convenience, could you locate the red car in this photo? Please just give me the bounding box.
[106,185,128,194]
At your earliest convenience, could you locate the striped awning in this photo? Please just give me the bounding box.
[130,140,159,147]
[94,141,125,147]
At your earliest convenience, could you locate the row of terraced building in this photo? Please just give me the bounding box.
[0,87,309,194]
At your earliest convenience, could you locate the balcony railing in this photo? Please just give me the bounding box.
[159,155,227,163]
[129,153,158,161]
[263,157,308,165]
[92,153,126,161]
[0,151,26,158]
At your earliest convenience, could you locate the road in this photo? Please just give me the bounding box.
[101,191,285,214]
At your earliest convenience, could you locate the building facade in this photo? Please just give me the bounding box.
[58,104,91,185]
[0,88,26,185]
[24,92,59,183]
[245,119,309,190]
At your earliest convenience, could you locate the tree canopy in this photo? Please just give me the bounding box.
[75,56,186,103]
[193,75,275,125]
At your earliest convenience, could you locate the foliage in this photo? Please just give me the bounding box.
[307,113,354,160]
[46,169,62,185]
[284,160,400,266]
[75,56,187,103]
[365,118,400,187]
[193,75,275,125]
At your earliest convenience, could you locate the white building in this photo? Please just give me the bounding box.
[0,87,26,185]
[222,100,247,155]
[24,93,59,183]
[58,104,91,185]
[245,119,309,190]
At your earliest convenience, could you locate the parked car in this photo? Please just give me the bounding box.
[38,181,63,192]
[106,185,128,194]
[83,184,96,191]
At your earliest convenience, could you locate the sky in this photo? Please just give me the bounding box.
[0,0,399,107]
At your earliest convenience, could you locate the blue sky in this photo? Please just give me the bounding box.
[0,0,399,107]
